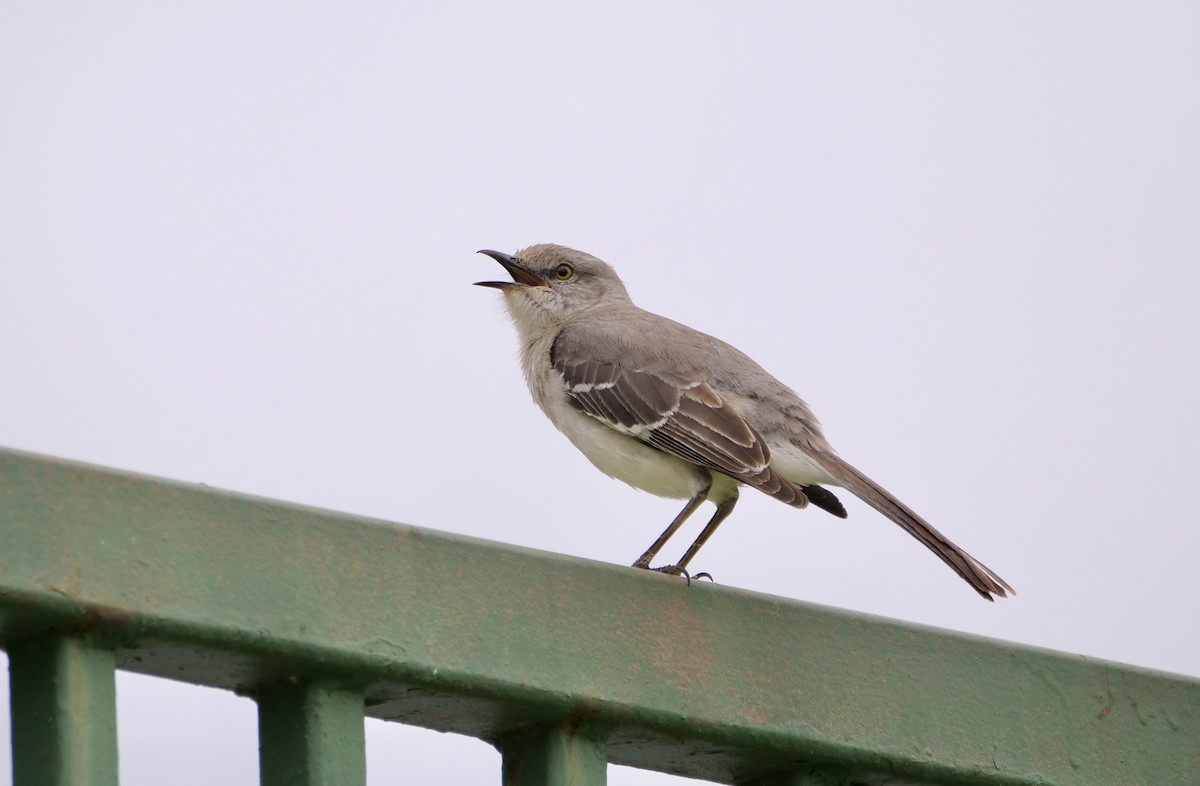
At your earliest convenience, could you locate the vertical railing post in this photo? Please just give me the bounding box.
[257,679,366,786]
[500,723,607,786]
[8,632,119,786]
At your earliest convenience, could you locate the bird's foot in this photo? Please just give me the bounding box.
[641,565,715,585]
[631,560,715,585]
[632,561,689,580]
[657,565,693,585]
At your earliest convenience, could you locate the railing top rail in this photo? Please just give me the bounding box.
[2,446,1197,785]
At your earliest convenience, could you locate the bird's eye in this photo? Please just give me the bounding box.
[554,264,575,281]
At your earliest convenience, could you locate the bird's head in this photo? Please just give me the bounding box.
[475,244,631,336]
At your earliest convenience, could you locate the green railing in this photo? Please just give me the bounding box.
[2,446,1198,785]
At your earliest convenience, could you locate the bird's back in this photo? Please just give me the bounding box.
[555,302,835,457]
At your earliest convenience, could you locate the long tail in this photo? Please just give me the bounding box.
[813,451,1014,601]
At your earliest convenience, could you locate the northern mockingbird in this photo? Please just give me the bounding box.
[476,244,1012,600]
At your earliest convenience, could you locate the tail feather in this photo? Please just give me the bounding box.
[814,451,1013,601]
[800,485,848,518]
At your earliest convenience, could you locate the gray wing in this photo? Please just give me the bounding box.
[550,348,808,508]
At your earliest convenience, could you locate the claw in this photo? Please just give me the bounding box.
[692,572,714,583]
[651,564,691,584]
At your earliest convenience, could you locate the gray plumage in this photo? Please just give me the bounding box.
[476,244,1012,600]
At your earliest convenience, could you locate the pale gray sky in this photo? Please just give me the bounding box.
[2,3,1198,784]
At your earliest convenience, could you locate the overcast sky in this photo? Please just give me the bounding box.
[2,3,1198,784]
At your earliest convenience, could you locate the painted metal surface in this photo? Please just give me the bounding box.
[2,446,1198,785]
[257,679,366,786]
[7,633,119,786]
[501,724,608,786]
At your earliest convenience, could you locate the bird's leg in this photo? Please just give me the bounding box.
[671,492,739,572]
[631,481,710,570]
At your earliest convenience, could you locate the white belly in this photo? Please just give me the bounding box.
[519,329,739,504]
[545,389,705,500]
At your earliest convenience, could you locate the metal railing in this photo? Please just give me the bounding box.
[2,446,1198,785]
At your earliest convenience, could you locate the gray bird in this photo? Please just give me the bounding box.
[476,244,1012,600]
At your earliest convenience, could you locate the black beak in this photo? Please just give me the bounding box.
[475,249,547,289]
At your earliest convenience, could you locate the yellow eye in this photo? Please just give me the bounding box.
[554,264,575,280]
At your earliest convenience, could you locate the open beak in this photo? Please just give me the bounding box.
[475,249,547,289]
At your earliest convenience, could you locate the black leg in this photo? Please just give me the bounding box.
[673,491,739,571]
[631,478,711,569]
